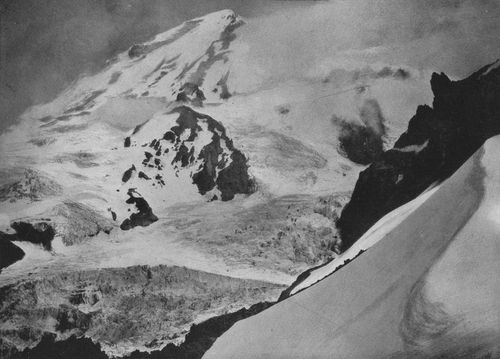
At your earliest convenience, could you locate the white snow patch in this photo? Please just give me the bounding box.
[481,59,500,77]
[291,184,440,295]
[393,139,429,153]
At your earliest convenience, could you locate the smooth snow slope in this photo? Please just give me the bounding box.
[204,136,500,359]
[289,183,440,296]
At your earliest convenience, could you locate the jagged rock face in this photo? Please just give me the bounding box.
[338,61,500,249]
[0,265,283,357]
[338,124,383,164]
[2,202,114,249]
[0,238,24,271]
[7,221,55,250]
[0,169,62,202]
[175,83,206,107]
[0,201,114,268]
[333,99,387,165]
[126,106,254,201]
[4,302,275,359]
[50,202,114,245]
[123,301,274,359]
[120,191,158,230]
[3,334,108,359]
[202,137,500,359]
[313,193,350,222]
[165,194,344,276]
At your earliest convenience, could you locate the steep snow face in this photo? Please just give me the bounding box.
[286,183,439,296]
[19,10,243,122]
[204,136,500,359]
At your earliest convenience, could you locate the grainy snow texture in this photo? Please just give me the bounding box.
[289,184,439,296]
[204,137,500,359]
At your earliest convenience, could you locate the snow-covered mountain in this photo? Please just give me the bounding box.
[1,7,491,358]
[202,60,500,358]
[0,8,425,281]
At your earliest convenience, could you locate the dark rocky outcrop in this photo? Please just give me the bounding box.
[120,191,158,230]
[176,83,206,107]
[128,44,146,58]
[216,150,254,201]
[333,99,387,165]
[338,61,500,249]
[0,237,24,271]
[163,131,176,142]
[169,106,254,201]
[138,171,150,180]
[5,302,273,359]
[0,264,280,359]
[0,221,56,250]
[0,169,62,202]
[129,106,254,201]
[216,71,232,100]
[5,334,108,359]
[278,249,365,301]
[337,122,383,164]
[122,165,136,183]
[124,301,273,359]
[51,201,114,245]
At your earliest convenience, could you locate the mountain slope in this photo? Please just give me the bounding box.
[338,60,500,249]
[0,7,426,279]
[0,8,447,356]
[204,136,500,359]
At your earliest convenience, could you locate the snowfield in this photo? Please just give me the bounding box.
[0,9,429,285]
[289,183,440,296]
[203,136,500,359]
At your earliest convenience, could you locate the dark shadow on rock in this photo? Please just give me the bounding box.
[120,191,158,230]
[122,165,136,183]
[4,302,274,359]
[2,221,56,250]
[170,106,255,201]
[0,236,25,271]
[125,301,274,359]
[333,99,386,165]
[338,61,500,250]
[5,333,108,359]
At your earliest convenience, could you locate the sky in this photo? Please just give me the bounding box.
[0,0,313,130]
[0,0,498,131]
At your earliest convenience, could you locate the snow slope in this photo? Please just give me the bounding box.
[0,8,431,282]
[288,183,440,296]
[204,136,500,359]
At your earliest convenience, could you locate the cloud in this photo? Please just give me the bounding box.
[235,0,499,85]
[0,0,302,130]
[0,0,497,132]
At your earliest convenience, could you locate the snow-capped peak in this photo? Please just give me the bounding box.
[21,9,244,124]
